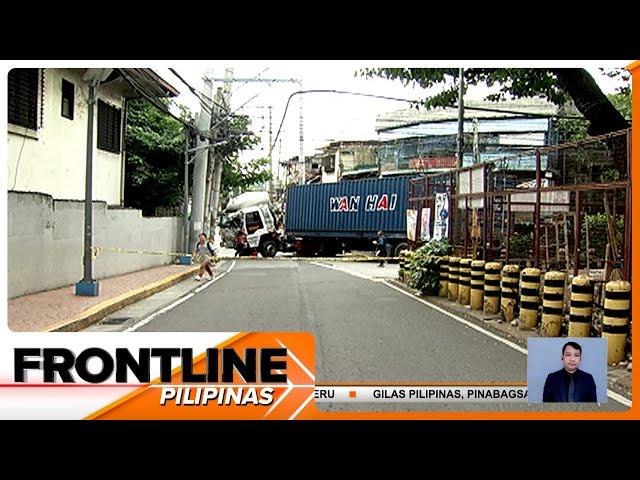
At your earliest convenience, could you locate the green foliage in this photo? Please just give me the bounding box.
[557,91,630,143]
[217,113,272,200]
[608,91,631,120]
[600,67,631,96]
[600,168,620,183]
[361,68,568,109]
[124,98,189,215]
[557,117,589,143]
[216,114,260,159]
[581,213,624,263]
[222,156,272,198]
[406,240,451,295]
[124,99,269,216]
[508,232,533,259]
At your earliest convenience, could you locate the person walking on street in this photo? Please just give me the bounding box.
[375,230,388,267]
[194,233,216,281]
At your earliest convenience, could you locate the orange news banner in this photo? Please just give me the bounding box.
[86,332,317,420]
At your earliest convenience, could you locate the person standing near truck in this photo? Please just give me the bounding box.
[375,231,388,267]
[234,229,248,257]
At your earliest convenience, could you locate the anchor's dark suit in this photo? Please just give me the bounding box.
[542,368,597,402]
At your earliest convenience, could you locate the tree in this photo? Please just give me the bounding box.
[124,100,270,216]
[361,68,630,136]
[214,113,272,200]
[124,98,189,216]
[222,156,272,198]
[558,90,631,143]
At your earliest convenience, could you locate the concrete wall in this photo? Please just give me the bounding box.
[7,68,125,206]
[8,191,182,298]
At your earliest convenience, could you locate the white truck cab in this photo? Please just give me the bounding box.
[221,192,280,257]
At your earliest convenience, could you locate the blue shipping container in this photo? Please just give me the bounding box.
[285,176,411,238]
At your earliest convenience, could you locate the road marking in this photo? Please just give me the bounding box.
[382,280,631,408]
[125,261,236,332]
[307,263,632,407]
[310,261,386,282]
[125,292,195,332]
[194,260,236,293]
[382,280,528,355]
[607,390,632,407]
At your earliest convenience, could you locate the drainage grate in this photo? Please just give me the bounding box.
[102,316,132,325]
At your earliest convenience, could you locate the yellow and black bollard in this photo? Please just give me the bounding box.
[568,275,593,337]
[541,271,565,337]
[439,256,449,298]
[470,260,485,310]
[484,262,502,315]
[398,250,408,281]
[448,257,460,301]
[519,268,541,330]
[501,265,520,323]
[458,259,472,305]
[603,280,631,365]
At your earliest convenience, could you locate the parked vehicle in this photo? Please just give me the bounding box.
[285,176,411,257]
[220,192,281,257]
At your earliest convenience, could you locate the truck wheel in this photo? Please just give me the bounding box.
[394,243,409,257]
[261,240,278,258]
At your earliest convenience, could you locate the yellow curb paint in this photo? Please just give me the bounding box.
[47,266,200,332]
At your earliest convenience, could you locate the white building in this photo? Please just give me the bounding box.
[7,68,179,205]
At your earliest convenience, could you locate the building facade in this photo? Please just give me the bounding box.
[7,68,178,205]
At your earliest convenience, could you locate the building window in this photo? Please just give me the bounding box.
[8,68,39,130]
[97,99,121,153]
[61,79,74,120]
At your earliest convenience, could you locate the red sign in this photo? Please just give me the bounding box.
[409,156,457,169]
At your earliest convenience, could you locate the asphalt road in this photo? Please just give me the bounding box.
[130,260,628,412]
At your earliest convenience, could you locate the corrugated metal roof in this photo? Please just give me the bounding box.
[379,117,551,140]
[376,98,559,131]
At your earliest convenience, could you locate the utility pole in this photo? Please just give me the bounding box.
[203,86,223,238]
[209,68,234,238]
[299,81,305,185]
[183,129,190,254]
[189,74,213,249]
[268,105,273,195]
[473,118,479,164]
[456,67,465,169]
[206,74,302,187]
[276,136,282,199]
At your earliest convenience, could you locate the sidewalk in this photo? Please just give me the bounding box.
[8,264,198,332]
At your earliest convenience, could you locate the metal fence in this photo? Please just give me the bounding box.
[408,128,631,282]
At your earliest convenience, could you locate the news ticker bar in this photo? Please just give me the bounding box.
[314,386,528,402]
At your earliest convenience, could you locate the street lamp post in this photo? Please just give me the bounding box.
[75,69,112,296]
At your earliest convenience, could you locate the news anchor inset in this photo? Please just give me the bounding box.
[542,341,597,403]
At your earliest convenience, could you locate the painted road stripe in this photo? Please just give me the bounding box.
[125,292,195,332]
[126,261,236,332]
[310,261,386,282]
[382,280,631,408]
[308,262,631,407]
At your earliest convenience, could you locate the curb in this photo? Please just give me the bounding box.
[387,278,632,401]
[47,265,200,332]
